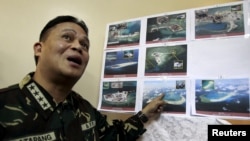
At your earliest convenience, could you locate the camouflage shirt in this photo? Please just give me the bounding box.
[0,73,146,141]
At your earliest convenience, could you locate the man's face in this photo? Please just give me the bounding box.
[34,22,90,80]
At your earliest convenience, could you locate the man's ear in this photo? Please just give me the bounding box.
[33,42,42,56]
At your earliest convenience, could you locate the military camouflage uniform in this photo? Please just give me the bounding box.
[0,72,146,141]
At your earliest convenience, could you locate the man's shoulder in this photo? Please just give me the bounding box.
[0,84,19,94]
[71,91,89,102]
[71,91,94,107]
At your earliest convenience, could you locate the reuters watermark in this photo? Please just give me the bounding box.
[208,125,249,140]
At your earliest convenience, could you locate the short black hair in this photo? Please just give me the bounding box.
[39,15,89,41]
[35,15,89,64]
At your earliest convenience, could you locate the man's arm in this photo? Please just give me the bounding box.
[96,94,166,141]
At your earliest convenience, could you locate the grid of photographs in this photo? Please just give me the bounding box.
[97,1,250,119]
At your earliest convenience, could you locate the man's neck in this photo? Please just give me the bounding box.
[33,71,74,103]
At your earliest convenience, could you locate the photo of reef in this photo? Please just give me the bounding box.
[195,78,250,117]
[142,80,186,114]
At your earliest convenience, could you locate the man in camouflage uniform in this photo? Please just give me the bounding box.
[0,15,166,141]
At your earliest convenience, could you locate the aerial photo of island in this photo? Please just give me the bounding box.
[142,79,187,114]
[146,12,186,43]
[195,78,250,117]
[144,44,187,76]
[104,49,139,78]
[100,81,137,112]
[106,20,141,48]
[195,3,244,39]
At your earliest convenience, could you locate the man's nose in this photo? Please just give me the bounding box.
[71,41,83,54]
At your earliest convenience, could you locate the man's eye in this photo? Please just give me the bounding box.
[62,35,72,41]
[80,42,89,50]
[82,44,89,50]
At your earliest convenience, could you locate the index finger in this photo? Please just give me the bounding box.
[155,93,165,100]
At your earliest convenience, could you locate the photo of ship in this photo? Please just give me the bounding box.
[101,81,137,111]
[103,91,129,104]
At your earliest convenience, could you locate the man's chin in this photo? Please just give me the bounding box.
[62,71,83,80]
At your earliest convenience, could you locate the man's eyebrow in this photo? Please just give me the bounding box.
[62,28,89,43]
[61,28,77,33]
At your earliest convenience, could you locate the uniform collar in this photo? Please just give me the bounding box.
[19,72,75,119]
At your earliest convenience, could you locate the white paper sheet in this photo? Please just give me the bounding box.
[138,115,230,141]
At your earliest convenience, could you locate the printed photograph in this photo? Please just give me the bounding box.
[195,78,250,117]
[195,3,245,39]
[144,44,187,76]
[106,20,141,48]
[146,13,186,43]
[103,49,139,78]
[100,81,137,111]
[142,79,187,114]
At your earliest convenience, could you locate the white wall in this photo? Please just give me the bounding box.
[0,0,240,107]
